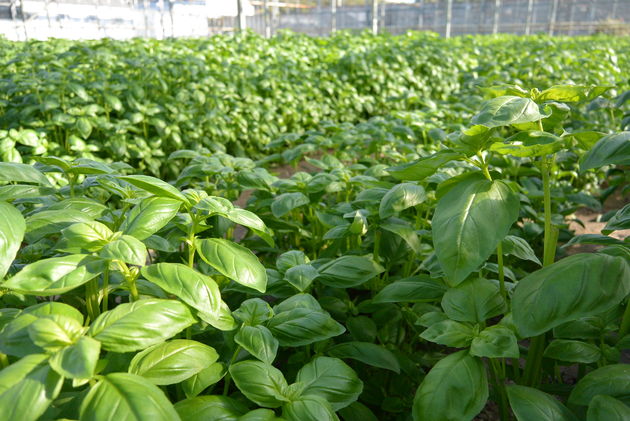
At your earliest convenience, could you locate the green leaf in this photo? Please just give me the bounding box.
[386,150,463,181]
[276,251,309,272]
[233,298,274,326]
[230,360,289,408]
[100,235,148,266]
[174,395,247,421]
[80,373,181,421]
[60,221,114,252]
[226,208,275,247]
[420,320,474,348]
[49,336,101,379]
[27,314,83,352]
[238,408,284,421]
[284,264,319,292]
[296,356,363,411]
[141,263,222,315]
[120,197,181,241]
[580,132,630,172]
[25,209,93,243]
[0,201,25,279]
[412,351,488,421]
[380,221,422,254]
[472,96,548,128]
[0,302,84,357]
[2,254,105,296]
[235,325,279,364]
[502,235,542,265]
[267,308,345,347]
[88,299,195,352]
[128,339,218,385]
[432,174,519,285]
[338,402,378,421]
[379,183,426,219]
[507,385,578,421]
[196,238,267,293]
[283,395,339,421]
[569,364,630,406]
[470,325,519,359]
[197,300,238,332]
[441,277,506,323]
[372,275,446,303]
[537,85,611,103]
[512,254,630,337]
[0,354,63,421]
[543,339,601,364]
[316,255,384,288]
[271,192,310,218]
[119,175,189,203]
[603,204,630,235]
[0,162,51,185]
[327,342,400,373]
[490,131,565,157]
[182,362,225,398]
[587,395,630,421]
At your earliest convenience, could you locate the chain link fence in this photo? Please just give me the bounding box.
[0,0,628,40]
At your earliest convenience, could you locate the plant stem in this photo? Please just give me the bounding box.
[222,345,241,396]
[86,278,100,322]
[0,353,9,369]
[102,267,110,313]
[497,242,506,301]
[373,229,381,263]
[489,358,510,421]
[187,217,197,268]
[619,299,630,339]
[522,154,558,387]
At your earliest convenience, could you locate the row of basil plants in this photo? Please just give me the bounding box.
[1,33,628,178]
[0,84,629,421]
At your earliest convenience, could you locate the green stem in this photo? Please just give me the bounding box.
[86,278,100,322]
[0,353,9,369]
[187,217,197,268]
[373,229,381,263]
[618,299,630,339]
[522,153,558,387]
[497,242,506,301]
[222,345,242,396]
[102,267,110,313]
[489,359,510,421]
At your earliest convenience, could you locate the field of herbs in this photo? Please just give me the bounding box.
[0,31,629,421]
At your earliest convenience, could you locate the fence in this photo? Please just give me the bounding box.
[241,0,629,37]
[0,0,628,40]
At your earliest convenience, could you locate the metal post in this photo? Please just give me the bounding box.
[445,0,453,37]
[263,0,271,37]
[525,0,534,35]
[492,0,501,34]
[548,0,558,36]
[237,0,246,31]
[371,0,378,34]
[331,0,336,33]
[417,0,424,30]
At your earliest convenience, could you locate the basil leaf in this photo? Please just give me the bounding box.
[295,356,363,411]
[0,354,63,421]
[513,254,630,337]
[229,360,289,408]
[432,174,519,285]
[128,339,218,385]
[3,255,105,296]
[88,299,195,352]
[507,385,578,421]
[412,351,488,421]
[0,201,25,279]
[80,373,181,421]
[196,238,267,293]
